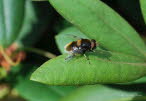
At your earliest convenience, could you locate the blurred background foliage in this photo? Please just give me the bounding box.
[0,0,146,101]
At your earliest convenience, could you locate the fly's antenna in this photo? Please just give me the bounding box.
[65,54,75,61]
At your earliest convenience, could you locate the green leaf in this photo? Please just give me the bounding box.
[0,0,35,47]
[61,85,146,101]
[31,52,146,85]
[140,0,146,23]
[48,0,146,59]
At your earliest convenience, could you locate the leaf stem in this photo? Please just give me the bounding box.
[20,47,57,59]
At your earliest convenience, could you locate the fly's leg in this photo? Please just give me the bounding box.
[65,54,75,61]
[84,54,90,64]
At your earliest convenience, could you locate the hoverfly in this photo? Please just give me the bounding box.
[64,35,99,63]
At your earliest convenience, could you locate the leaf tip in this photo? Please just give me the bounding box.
[30,69,42,83]
[30,72,37,82]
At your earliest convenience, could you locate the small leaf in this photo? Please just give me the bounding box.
[49,0,146,59]
[0,0,35,47]
[140,0,146,23]
[31,51,146,85]
[61,85,146,101]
